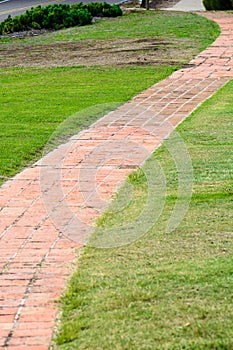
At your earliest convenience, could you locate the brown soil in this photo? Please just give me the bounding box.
[0,1,190,69]
[0,36,194,68]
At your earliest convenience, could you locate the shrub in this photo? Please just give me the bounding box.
[0,2,122,35]
[103,4,123,17]
[72,2,122,17]
[203,0,233,10]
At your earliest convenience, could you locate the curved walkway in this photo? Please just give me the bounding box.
[0,11,233,350]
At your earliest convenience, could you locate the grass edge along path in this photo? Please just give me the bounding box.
[55,78,233,349]
[0,65,175,185]
[0,10,225,349]
[0,11,220,185]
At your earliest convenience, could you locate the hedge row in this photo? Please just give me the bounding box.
[0,2,122,35]
[203,0,233,10]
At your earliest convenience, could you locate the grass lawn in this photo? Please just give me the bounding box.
[0,11,219,184]
[1,7,231,350]
[0,65,175,183]
[55,79,233,349]
[1,11,219,47]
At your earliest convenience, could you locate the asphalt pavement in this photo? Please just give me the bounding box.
[0,0,117,22]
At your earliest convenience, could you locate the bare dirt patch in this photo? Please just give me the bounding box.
[0,37,194,68]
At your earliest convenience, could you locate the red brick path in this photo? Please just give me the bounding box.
[0,12,233,349]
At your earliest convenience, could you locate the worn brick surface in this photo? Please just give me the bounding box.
[0,12,232,349]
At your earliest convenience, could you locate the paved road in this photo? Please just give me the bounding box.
[0,0,117,22]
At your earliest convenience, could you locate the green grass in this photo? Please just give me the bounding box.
[0,11,220,183]
[55,80,233,349]
[0,65,175,183]
[0,8,230,349]
[1,11,219,49]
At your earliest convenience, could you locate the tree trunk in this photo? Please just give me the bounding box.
[140,0,150,9]
[140,0,146,8]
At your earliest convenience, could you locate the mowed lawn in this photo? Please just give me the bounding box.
[0,10,219,183]
[56,80,233,350]
[1,9,231,350]
[2,10,219,46]
[0,65,175,182]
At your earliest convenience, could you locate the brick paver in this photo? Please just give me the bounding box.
[0,11,233,349]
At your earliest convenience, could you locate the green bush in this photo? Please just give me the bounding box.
[103,4,123,17]
[0,2,122,35]
[203,0,233,10]
[80,2,122,17]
